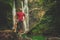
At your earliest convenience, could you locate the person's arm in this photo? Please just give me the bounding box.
[23,13,26,21]
[16,12,19,23]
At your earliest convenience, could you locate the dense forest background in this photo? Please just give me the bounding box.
[0,0,60,37]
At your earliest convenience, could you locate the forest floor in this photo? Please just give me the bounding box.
[0,30,48,40]
[0,30,32,40]
[0,30,18,40]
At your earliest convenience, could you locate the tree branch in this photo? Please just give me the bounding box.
[29,8,41,12]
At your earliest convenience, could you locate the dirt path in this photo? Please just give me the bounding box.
[0,30,18,40]
[0,30,32,40]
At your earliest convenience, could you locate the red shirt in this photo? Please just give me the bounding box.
[17,12,25,21]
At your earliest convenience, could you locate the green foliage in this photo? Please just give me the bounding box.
[0,0,13,29]
[30,15,53,35]
[28,0,56,35]
[31,35,46,40]
[0,0,13,7]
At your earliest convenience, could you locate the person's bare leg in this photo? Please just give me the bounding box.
[12,23,17,32]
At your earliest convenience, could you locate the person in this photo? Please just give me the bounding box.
[16,9,25,34]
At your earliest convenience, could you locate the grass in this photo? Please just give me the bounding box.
[22,34,47,40]
[31,35,47,40]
